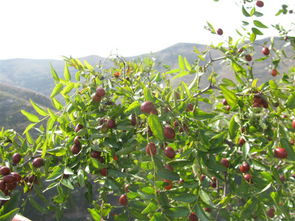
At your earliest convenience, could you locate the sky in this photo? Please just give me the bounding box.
[0,0,294,60]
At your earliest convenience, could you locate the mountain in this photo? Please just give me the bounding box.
[0,37,293,97]
[0,37,294,132]
[0,83,53,132]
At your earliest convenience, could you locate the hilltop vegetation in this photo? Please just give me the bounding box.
[0,83,52,132]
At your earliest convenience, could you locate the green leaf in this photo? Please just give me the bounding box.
[253,20,268,28]
[0,191,10,201]
[194,204,210,221]
[108,169,127,178]
[178,55,185,70]
[148,115,164,141]
[50,83,63,98]
[61,179,74,190]
[172,193,197,203]
[61,82,74,95]
[51,98,63,110]
[0,208,19,221]
[29,99,48,116]
[184,57,192,71]
[240,198,257,219]
[64,63,71,81]
[144,87,154,102]
[250,33,256,42]
[167,207,189,218]
[50,64,59,82]
[280,138,295,161]
[46,167,64,182]
[21,110,40,123]
[124,101,140,113]
[141,186,154,195]
[88,208,101,221]
[29,197,47,213]
[199,189,214,207]
[141,202,157,214]
[64,167,74,175]
[77,169,85,187]
[116,145,135,155]
[242,142,250,159]
[242,6,250,17]
[172,70,189,79]
[157,169,179,181]
[286,93,295,108]
[229,115,239,139]
[220,85,237,107]
[252,27,263,35]
[23,123,37,135]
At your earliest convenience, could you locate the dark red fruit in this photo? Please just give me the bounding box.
[271,69,278,77]
[98,156,105,163]
[0,180,5,192]
[222,99,228,105]
[266,207,275,218]
[131,114,137,126]
[113,155,119,161]
[238,137,246,146]
[274,147,288,159]
[262,47,270,56]
[92,93,101,102]
[73,136,81,145]
[164,126,175,139]
[27,175,37,184]
[245,54,252,62]
[106,119,116,129]
[165,164,174,171]
[239,162,250,173]
[189,212,198,221]
[74,124,83,132]
[11,172,21,182]
[71,144,81,155]
[150,108,158,115]
[96,88,106,97]
[146,142,157,156]
[124,184,130,192]
[164,147,176,159]
[244,173,252,182]
[220,158,230,168]
[0,166,10,176]
[210,181,217,188]
[140,101,155,114]
[32,157,44,168]
[204,208,211,213]
[225,105,231,111]
[118,194,128,206]
[100,168,107,176]
[187,103,194,111]
[217,28,223,35]
[6,182,17,191]
[200,174,206,182]
[279,175,285,182]
[292,119,295,129]
[256,1,264,7]
[12,153,21,164]
[90,151,101,159]
[253,95,268,108]
[163,179,173,190]
[3,174,17,184]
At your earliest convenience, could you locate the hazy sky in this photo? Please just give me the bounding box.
[0,0,294,59]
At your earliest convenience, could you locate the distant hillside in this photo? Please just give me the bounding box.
[0,37,293,97]
[0,37,293,132]
[0,83,53,132]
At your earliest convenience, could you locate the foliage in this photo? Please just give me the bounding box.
[0,0,295,220]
